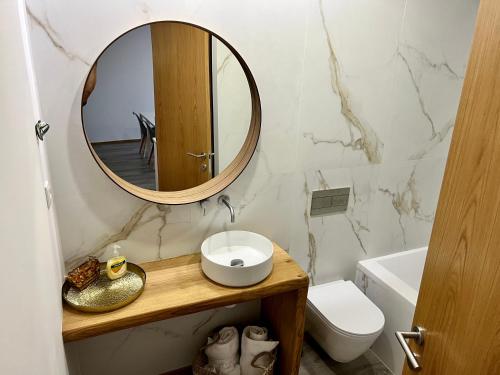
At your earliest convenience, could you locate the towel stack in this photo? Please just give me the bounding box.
[240,326,279,375]
[203,326,279,375]
[204,327,241,375]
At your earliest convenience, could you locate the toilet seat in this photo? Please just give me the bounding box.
[307,280,384,337]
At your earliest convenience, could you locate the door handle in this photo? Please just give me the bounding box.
[395,326,425,372]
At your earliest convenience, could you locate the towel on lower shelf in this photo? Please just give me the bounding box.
[240,326,279,375]
[204,326,241,375]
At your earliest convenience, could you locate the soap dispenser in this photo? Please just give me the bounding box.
[106,244,127,280]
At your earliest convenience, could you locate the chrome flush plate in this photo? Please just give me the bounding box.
[310,187,350,216]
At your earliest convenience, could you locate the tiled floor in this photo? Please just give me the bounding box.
[300,335,392,375]
[164,334,393,375]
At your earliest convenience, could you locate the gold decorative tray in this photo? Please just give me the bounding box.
[62,262,146,313]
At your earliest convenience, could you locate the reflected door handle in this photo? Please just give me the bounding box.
[186,152,215,159]
[187,153,215,174]
[186,152,207,159]
[395,326,425,372]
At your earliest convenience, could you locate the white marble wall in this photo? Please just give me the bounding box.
[25,0,478,373]
[288,0,478,284]
[26,0,306,271]
[66,301,260,375]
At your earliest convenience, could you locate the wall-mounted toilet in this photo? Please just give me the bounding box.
[306,280,385,363]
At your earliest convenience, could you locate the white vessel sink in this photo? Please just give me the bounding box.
[201,231,274,287]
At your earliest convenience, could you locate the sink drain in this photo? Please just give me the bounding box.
[230,259,244,267]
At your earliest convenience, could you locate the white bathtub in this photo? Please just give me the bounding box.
[355,247,427,374]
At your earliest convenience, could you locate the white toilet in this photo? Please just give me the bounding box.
[306,280,385,363]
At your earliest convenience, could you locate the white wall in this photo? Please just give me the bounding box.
[83,25,155,143]
[0,0,67,374]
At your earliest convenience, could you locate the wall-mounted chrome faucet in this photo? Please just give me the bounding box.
[218,195,235,223]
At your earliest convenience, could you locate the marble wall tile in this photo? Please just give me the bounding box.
[288,0,478,289]
[367,157,448,257]
[66,301,260,375]
[289,157,447,286]
[289,165,380,284]
[296,0,406,171]
[290,157,446,285]
[26,0,309,269]
[384,0,479,161]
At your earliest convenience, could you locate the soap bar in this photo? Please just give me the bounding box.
[106,256,127,280]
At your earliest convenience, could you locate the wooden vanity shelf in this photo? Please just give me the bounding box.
[62,244,309,375]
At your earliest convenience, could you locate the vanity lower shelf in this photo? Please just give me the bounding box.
[62,244,309,375]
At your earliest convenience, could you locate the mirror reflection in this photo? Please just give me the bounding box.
[82,22,252,191]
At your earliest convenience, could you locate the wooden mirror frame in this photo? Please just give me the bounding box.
[81,21,261,205]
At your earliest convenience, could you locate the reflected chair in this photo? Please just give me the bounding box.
[140,114,156,166]
[132,112,148,155]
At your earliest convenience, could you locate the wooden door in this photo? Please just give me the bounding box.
[151,23,213,191]
[402,0,500,373]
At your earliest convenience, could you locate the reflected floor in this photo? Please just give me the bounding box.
[300,335,392,375]
[92,140,156,190]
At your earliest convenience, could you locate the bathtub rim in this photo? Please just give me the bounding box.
[357,247,427,306]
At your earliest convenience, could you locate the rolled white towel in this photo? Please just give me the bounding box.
[204,327,241,375]
[240,326,278,375]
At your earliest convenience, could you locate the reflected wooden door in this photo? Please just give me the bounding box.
[401,0,500,373]
[151,23,212,191]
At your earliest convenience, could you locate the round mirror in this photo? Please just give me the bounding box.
[82,21,261,204]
